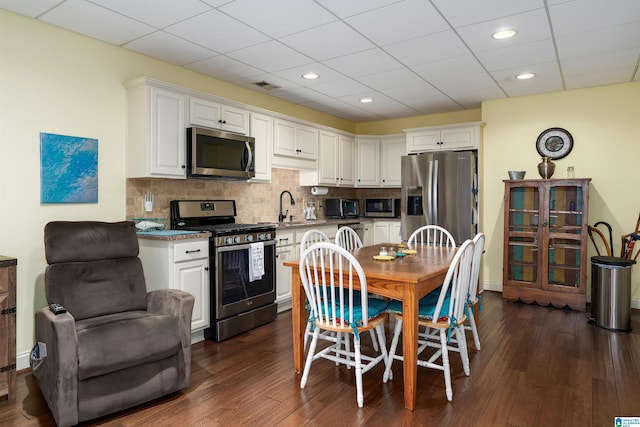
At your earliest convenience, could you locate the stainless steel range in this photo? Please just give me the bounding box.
[170,200,277,342]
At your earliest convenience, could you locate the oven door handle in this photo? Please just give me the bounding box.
[216,240,276,253]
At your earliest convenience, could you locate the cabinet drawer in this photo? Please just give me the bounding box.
[173,240,208,262]
[276,231,295,248]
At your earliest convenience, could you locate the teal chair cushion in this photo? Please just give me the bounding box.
[388,287,451,321]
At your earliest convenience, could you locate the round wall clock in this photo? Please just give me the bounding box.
[536,127,573,160]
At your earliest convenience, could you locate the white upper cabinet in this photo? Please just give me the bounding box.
[301,131,354,186]
[125,78,187,179]
[189,97,249,135]
[273,118,318,160]
[355,135,405,188]
[405,122,482,153]
[250,113,273,182]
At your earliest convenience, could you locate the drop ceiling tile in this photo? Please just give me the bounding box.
[165,9,269,53]
[491,62,563,96]
[39,0,155,45]
[0,0,63,17]
[456,9,551,53]
[88,0,211,28]
[475,39,556,71]
[555,22,640,59]
[231,73,302,92]
[315,0,405,19]
[337,91,395,107]
[271,63,348,87]
[309,77,370,97]
[186,55,264,82]
[358,67,428,90]
[412,55,486,82]
[433,72,505,99]
[219,0,337,38]
[279,21,374,61]
[431,0,545,28]
[324,48,404,78]
[561,49,639,78]
[125,31,216,65]
[384,30,471,66]
[403,94,464,115]
[549,0,640,37]
[344,0,449,46]
[381,82,442,100]
[226,40,315,73]
[268,87,331,104]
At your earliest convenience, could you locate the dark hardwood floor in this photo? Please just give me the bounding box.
[2,291,639,426]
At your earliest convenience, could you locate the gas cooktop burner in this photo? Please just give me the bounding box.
[195,223,275,235]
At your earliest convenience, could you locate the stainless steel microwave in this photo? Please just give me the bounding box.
[325,199,359,219]
[364,198,400,218]
[187,127,255,179]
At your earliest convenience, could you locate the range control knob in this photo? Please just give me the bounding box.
[246,234,254,242]
[234,236,241,244]
[265,232,272,240]
[258,233,265,240]
[225,237,234,245]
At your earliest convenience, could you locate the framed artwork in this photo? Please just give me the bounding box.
[40,132,98,203]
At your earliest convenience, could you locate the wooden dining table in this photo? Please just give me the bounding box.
[284,242,457,410]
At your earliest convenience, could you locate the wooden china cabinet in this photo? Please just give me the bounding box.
[503,179,591,311]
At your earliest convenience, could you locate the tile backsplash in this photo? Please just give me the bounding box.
[127,168,400,224]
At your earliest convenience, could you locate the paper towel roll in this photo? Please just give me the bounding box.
[311,186,328,195]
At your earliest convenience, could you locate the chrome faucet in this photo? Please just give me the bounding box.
[278,190,295,223]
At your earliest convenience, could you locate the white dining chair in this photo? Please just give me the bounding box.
[466,232,485,351]
[299,242,389,407]
[334,226,381,353]
[335,226,363,251]
[383,239,475,402]
[407,225,456,247]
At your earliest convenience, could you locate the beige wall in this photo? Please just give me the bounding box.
[481,82,640,304]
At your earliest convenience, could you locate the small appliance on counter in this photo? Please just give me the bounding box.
[304,201,317,220]
[325,199,359,219]
[364,198,400,218]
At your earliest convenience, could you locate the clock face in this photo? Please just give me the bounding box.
[536,128,573,160]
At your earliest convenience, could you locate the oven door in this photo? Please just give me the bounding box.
[214,240,276,319]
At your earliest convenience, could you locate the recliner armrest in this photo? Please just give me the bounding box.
[147,289,195,389]
[34,308,79,427]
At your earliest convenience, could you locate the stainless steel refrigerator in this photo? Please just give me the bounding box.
[401,151,478,244]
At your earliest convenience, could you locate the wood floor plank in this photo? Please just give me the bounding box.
[1,291,639,427]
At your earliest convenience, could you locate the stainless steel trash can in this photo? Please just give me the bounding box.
[590,256,635,331]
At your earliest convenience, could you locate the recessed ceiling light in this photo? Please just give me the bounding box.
[492,29,517,40]
[302,72,319,80]
[516,72,536,80]
[360,98,373,103]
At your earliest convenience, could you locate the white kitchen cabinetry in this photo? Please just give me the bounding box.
[361,221,374,246]
[275,230,295,313]
[138,237,210,343]
[299,132,354,187]
[250,113,273,182]
[372,221,402,244]
[405,122,481,153]
[189,97,249,135]
[355,135,405,187]
[125,78,187,179]
[273,119,318,161]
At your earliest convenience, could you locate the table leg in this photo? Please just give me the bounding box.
[291,270,305,373]
[402,288,418,410]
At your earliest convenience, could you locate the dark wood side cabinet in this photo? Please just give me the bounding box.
[0,256,16,402]
[503,179,591,311]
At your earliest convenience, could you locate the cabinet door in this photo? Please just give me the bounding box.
[339,135,355,186]
[220,104,249,134]
[389,222,402,244]
[173,258,210,331]
[296,124,319,160]
[317,131,339,185]
[373,222,390,244]
[380,137,405,187]
[189,97,221,128]
[440,126,477,150]
[407,129,441,153]
[356,138,380,186]
[275,244,294,309]
[150,87,186,177]
[273,119,297,156]
[250,113,272,182]
[504,182,541,288]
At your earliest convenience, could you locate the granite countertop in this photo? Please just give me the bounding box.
[136,230,211,241]
[271,217,399,229]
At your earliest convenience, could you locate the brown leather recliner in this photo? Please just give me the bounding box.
[33,221,194,426]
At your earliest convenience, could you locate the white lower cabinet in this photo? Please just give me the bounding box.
[275,231,295,313]
[372,221,402,244]
[138,237,210,343]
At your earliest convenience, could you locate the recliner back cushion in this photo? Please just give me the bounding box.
[44,221,147,320]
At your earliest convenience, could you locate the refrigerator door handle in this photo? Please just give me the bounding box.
[432,158,439,224]
[426,159,433,224]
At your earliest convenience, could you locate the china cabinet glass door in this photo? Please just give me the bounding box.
[506,183,540,286]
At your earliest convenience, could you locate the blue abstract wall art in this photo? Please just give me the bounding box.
[40,132,98,203]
